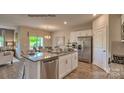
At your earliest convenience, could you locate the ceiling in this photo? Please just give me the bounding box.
[0,14,99,31]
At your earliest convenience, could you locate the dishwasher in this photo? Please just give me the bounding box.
[41,56,59,79]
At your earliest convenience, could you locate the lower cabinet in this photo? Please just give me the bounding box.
[71,52,78,70]
[66,54,72,74]
[58,55,67,78]
[58,52,78,79]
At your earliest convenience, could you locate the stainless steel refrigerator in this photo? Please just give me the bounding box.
[78,36,92,63]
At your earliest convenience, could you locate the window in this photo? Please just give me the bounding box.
[29,36,43,50]
[0,36,4,47]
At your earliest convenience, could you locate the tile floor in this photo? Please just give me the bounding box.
[9,59,124,79]
[64,62,109,79]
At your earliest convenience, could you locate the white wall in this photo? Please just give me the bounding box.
[109,14,121,42]
[109,15,124,56]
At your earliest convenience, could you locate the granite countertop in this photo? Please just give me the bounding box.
[22,52,58,62]
[22,51,77,62]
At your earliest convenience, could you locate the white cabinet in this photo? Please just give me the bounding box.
[70,32,78,43]
[58,52,78,79]
[77,30,92,37]
[87,30,92,36]
[70,29,92,43]
[66,54,72,73]
[58,54,72,79]
[58,55,67,78]
[71,52,78,70]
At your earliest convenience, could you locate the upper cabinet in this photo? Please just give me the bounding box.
[70,32,78,43]
[70,29,92,43]
[77,30,92,37]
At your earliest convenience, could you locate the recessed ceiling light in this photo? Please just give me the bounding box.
[64,21,67,24]
[93,14,96,16]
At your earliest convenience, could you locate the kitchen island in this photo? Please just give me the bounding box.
[23,51,78,79]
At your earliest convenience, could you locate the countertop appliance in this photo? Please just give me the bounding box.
[78,36,92,63]
[41,56,58,79]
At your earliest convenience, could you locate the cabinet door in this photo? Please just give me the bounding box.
[76,31,82,37]
[72,52,78,70]
[66,54,72,73]
[59,56,66,78]
[87,30,92,36]
[79,31,85,36]
[70,32,77,43]
[70,32,75,42]
[77,30,92,37]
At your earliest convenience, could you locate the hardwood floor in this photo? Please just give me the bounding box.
[64,62,109,79]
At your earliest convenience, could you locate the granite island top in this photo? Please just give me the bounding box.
[22,51,77,62]
[22,52,58,62]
